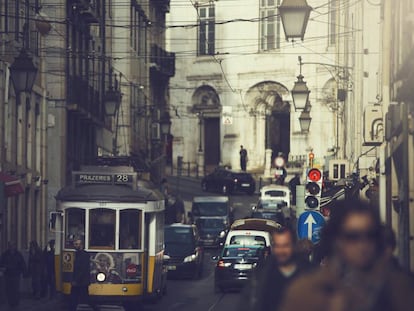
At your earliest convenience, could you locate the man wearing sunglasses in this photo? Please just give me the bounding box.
[280,199,414,311]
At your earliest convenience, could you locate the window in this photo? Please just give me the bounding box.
[89,209,116,249]
[65,208,86,249]
[229,235,266,246]
[260,0,281,51]
[329,0,338,46]
[198,5,215,55]
[119,209,142,249]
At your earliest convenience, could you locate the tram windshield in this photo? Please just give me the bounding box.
[119,209,142,249]
[90,209,116,249]
[65,208,85,249]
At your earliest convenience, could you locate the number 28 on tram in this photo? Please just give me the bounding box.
[53,168,166,304]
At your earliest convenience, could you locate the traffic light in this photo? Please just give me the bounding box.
[305,168,323,210]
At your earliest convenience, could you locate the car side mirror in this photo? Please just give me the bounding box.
[251,204,257,210]
[163,254,170,264]
[211,255,219,261]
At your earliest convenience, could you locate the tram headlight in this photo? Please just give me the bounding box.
[183,254,197,263]
[96,272,106,282]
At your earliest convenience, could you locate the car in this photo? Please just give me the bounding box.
[214,245,264,292]
[251,210,286,225]
[252,185,292,221]
[201,167,256,195]
[163,224,204,279]
[224,218,282,249]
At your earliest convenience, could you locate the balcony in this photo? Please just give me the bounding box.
[151,0,170,13]
[73,0,100,24]
[150,44,175,78]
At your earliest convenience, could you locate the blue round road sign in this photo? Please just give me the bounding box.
[297,211,326,244]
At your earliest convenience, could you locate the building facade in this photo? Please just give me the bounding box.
[166,0,381,175]
[0,0,49,251]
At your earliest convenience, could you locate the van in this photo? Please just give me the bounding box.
[189,196,233,247]
[252,185,292,221]
[224,218,281,249]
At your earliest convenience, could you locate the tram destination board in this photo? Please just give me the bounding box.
[74,172,135,187]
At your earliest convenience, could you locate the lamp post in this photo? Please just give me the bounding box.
[9,50,38,95]
[198,112,203,152]
[278,0,312,41]
[299,109,312,132]
[291,56,310,111]
[104,86,122,155]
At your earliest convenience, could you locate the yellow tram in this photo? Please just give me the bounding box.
[53,166,166,305]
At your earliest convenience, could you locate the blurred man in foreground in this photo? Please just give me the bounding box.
[280,200,414,311]
[239,226,311,311]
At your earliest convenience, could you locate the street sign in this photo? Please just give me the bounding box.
[274,156,285,167]
[297,210,325,244]
[223,116,233,125]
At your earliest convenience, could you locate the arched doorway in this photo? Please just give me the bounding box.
[246,81,290,163]
[191,85,221,169]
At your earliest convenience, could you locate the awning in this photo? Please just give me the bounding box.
[0,172,24,197]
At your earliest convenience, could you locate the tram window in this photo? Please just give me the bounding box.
[119,209,142,249]
[89,209,116,249]
[65,208,85,249]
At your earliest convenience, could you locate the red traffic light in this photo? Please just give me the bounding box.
[308,168,322,182]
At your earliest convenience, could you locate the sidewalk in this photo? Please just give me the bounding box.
[0,293,66,311]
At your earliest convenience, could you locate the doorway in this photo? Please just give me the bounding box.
[204,117,220,169]
[268,112,290,160]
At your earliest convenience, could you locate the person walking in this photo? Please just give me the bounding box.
[70,238,91,311]
[0,241,27,309]
[42,240,56,298]
[28,240,44,299]
[239,226,311,311]
[280,199,414,311]
[288,173,301,205]
[240,145,248,171]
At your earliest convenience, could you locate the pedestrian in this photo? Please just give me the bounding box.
[240,145,248,171]
[42,240,56,298]
[280,199,414,311]
[0,241,27,309]
[238,226,312,311]
[160,178,170,197]
[28,240,44,299]
[70,238,91,311]
[288,173,300,205]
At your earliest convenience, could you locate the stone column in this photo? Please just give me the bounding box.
[264,149,272,177]
[197,151,204,177]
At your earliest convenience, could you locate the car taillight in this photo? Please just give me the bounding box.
[217,260,231,268]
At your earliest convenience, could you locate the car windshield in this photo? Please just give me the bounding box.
[192,202,228,216]
[223,246,261,258]
[258,200,286,209]
[229,235,266,247]
[164,227,194,244]
[263,190,287,197]
[196,218,226,229]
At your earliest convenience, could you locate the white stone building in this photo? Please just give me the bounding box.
[166,0,381,176]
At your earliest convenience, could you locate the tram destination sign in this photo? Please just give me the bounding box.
[74,172,135,187]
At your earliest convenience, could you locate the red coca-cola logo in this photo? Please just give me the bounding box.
[126,264,137,276]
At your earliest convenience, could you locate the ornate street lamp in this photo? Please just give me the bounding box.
[9,49,38,94]
[291,56,310,111]
[299,109,312,132]
[160,112,172,136]
[104,87,121,117]
[278,0,312,41]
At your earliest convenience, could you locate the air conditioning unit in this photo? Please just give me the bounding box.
[363,104,383,146]
[151,123,160,140]
[329,160,349,181]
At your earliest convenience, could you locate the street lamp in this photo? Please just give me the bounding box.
[278,0,312,41]
[9,49,38,94]
[104,87,121,117]
[291,56,310,111]
[299,109,312,132]
[160,112,172,136]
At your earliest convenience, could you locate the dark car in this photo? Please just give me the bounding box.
[214,245,264,292]
[201,168,256,195]
[196,217,228,248]
[251,210,286,226]
[164,224,204,279]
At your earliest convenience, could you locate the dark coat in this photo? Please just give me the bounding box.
[72,249,90,287]
[0,249,26,277]
[28,247,44,278]
[280,259,414,311]
[238,255,311,311]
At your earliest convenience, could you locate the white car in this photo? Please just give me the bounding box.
[253,185,292,220]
